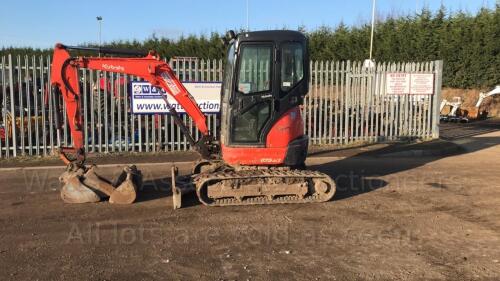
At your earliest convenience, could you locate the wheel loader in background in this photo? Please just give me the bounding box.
[50,30,336,208]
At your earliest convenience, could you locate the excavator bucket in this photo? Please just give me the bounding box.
[109,166,142,204]
[59,166,101,203]
[59,165,142,204]
[60,171,101,204]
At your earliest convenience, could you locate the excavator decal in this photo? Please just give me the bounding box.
[160,72,181,95]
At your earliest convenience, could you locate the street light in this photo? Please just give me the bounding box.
[369,0,375,61]
[363,0,376,69]
[96,16,102,56]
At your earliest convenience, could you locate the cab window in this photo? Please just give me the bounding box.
[280,42,304,96]
[237,45,272,94]
[222,43,235,98]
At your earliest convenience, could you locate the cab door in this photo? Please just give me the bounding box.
[228,43,274,145]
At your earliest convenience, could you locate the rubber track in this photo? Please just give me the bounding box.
[195,168,336,206]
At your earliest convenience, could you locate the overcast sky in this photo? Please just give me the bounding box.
[0,0,495,48]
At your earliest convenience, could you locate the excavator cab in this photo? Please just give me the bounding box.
[220,30,310,167]
[180,31,335,207]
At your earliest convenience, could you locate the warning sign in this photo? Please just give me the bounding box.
[386,73,434,95]
[386,73,410,95]
[410,73,434,95]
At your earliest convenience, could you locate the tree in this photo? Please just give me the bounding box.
[2,6,498,88]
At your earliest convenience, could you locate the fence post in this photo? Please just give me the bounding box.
[432,60,443,139]
[8,55,17,157]
[1,56,5,158]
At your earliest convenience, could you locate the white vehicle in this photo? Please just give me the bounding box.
[476,85,500,108]
[440,96,468,122]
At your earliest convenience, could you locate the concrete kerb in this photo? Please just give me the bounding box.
[0,140,465,172]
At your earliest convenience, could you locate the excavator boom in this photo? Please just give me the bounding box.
[51,44,209,156]
[50,44,212,204]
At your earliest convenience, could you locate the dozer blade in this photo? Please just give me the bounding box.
[171,166,195,209]
[59,168,101,204]
[109,165,142,204]
[171,166,181,209]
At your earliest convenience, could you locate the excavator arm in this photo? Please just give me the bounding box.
[50,43,211,164]
[476,85,500,108]
[50,43,212,204]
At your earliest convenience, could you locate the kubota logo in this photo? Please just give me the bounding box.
[101,64,125,72]
[161,72,181,95]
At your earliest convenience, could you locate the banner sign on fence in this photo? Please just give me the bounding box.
[131,82,221,114]
[386,73,434,95]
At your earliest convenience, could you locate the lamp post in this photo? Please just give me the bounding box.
[369,0,375,60]
[96,16,102,56]
[363,0,376,69]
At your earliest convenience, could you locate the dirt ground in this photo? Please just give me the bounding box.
[0,123,499,280]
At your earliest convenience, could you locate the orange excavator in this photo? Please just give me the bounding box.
[50,30,336,208]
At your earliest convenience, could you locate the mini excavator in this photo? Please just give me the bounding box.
[50,30,336,208]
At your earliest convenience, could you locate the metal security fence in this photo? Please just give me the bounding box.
[305,60,442,145]
[0,54,442,158]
